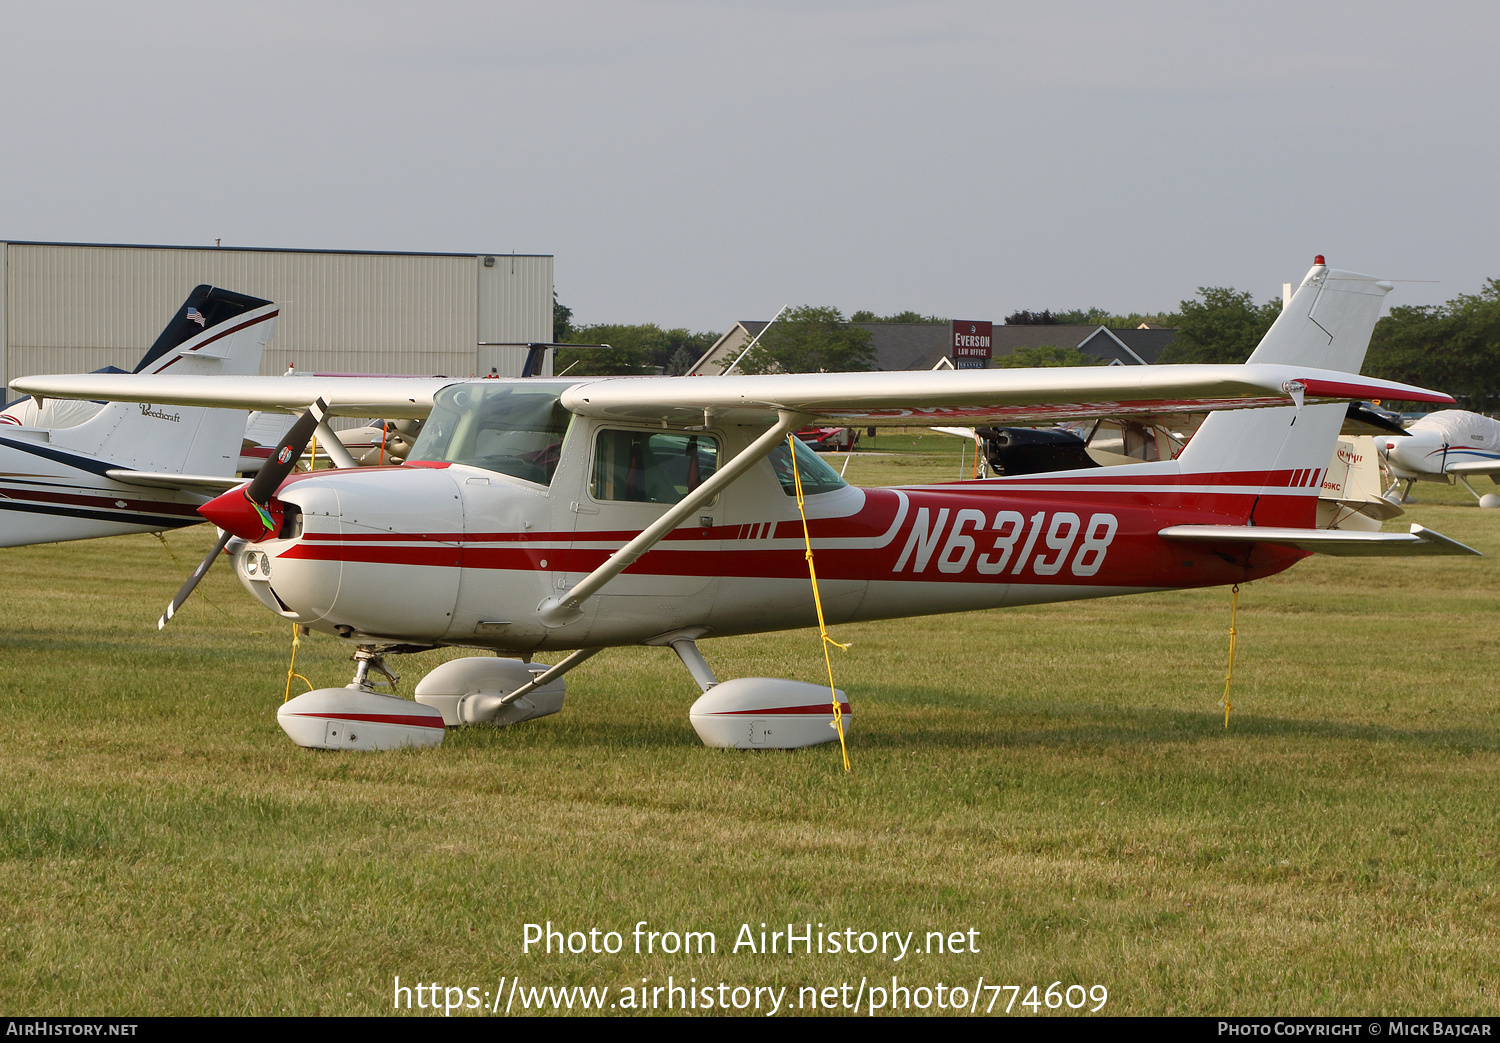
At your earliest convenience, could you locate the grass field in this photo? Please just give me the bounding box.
[2,442,1497,1017]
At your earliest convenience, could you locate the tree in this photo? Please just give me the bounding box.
[1365,278,1500,409]
[1022,306,1180,328]
[850,309,949,324]
[555,323,720,376]
[1156,287,1281,364]
[995,345,1100,368]
[553,292,573,343]
[732,306,875,374]
[1003,309,1058,326]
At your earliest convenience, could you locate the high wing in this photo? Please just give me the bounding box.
[9,374,452,420]
[557,367,1451,427]
[11,364,1451,430]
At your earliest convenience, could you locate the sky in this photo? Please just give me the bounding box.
[2,1,1497,332]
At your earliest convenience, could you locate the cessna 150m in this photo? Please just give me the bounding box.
[0,286,277,547]
[11,261,1478,751]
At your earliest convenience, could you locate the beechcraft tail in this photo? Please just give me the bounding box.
[0,286,278,547]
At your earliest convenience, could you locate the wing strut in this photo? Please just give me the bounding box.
[537,410,808,627]
[313,421,360,470]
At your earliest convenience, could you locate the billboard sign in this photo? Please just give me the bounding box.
[951,320,992,361]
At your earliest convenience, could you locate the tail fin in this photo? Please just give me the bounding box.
[49,287,277,475]
[1174,261,1393,526]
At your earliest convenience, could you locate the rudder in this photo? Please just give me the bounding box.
[49,287,278,476]
[1174,261,1393,526]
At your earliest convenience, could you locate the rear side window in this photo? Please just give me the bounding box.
[592,431,720,504]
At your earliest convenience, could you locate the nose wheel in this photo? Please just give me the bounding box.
[349,645,400,691]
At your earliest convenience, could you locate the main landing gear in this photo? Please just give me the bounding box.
[275,637,853,752]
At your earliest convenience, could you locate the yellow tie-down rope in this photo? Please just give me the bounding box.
[284,623,315,703]
[1220,583,1239,729]
[786,435,852,771]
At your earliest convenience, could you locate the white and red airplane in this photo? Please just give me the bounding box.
[0,286,278,547]
[10,260,1478,751]
[1377,410,1500,507]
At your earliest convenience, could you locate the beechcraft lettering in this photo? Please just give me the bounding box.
[139,403,182,422]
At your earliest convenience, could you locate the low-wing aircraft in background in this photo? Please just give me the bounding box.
[12,261,1479,752]
[1377,409,1500,507]
[939,402,1406,531]
[0,286,280,548]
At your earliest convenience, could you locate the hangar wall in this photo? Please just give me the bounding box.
[0,242,554,393]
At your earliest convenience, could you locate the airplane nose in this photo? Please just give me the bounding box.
[200,486,284,541]
[234,467,466,638]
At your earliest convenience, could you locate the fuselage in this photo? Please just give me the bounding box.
[0,429,206,547]
[1379,410,1500,480]
[231,411,1309,652]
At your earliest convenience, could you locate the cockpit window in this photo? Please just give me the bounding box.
[592,430,720,504]
[406,382,575,485]
[767,440,848,496]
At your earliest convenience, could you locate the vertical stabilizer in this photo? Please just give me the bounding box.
[1175,261,1393,526]
[50,289,278,476]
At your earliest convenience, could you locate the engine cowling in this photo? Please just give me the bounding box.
[234,466,466,640]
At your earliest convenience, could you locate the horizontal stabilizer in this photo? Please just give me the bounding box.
[1159,523,1480,557]
[1323,495,1406,522]
[104,470,248,492]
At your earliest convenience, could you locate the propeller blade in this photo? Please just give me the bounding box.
[162,399,330,628]
[158,530,234,630]
[245,399,329,504]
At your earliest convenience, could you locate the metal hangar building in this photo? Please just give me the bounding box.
[0,241,555,393]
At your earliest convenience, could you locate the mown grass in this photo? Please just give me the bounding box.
[0,447,1497,1016]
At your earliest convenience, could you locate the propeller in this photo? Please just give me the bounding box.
[158,399,330,629]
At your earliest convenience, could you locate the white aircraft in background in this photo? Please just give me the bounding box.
[11,261,1478,755]
[0,286,278,547]
[1378,410,1500,507]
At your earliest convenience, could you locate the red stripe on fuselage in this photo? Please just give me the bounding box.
[0,484,202,517]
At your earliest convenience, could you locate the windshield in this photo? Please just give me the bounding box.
[407,382,576,484]
[767,440,848,496]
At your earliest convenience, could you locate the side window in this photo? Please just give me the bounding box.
[591,430,720,504]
